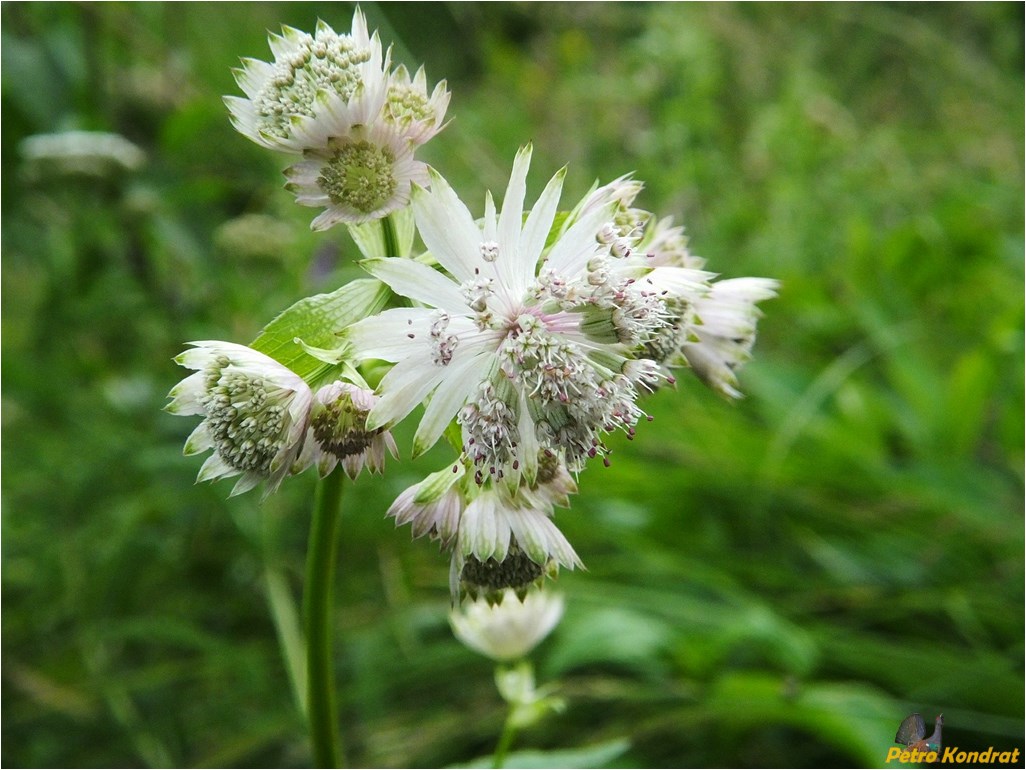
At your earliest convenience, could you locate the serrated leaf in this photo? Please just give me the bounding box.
[250,279,391,381]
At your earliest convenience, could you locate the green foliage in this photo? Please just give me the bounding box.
[2,2,1022,768]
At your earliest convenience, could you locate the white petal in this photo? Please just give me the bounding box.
[412,169,483,283]
[197,453,236,483]
[519,165,565,289]
[344,308,441,362]
[494,145,532,299]
[366,353,448,430]
[413,352,492,456]
[183,421,214,455]
[361,258,467,313]
[165,371,207,415]
[545,201,612,277]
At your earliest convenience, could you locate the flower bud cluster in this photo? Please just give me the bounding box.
[225,8,450,227]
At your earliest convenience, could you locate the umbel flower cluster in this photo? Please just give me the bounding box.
[167,9,777,603]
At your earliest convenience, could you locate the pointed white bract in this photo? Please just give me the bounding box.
[449,588,565,662]
[307,381,398,479]
[166,341,314,497]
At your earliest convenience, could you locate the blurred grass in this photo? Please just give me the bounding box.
[2,2,1022,768]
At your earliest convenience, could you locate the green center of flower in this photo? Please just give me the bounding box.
[203,370,288,474]
[386,84,432,127]
[317,140,397,213]
[312,390,376,459]
[255,29,371,139]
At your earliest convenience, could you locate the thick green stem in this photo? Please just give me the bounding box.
[304,470,345,768]
[382,213,401,259]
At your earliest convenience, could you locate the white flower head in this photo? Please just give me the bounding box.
[224,10,386,152]
[383,63,450,147]
[682,277,779,399]
[20,130,145,180]
[449,588,565,662]
[308,381,398,479]
[283,120,429,229]
[344,146,679,486]
[166,341,313,497]
[388,456,582,603]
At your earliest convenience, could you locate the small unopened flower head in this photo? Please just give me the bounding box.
[388,465,465,547]
[449,588,564,662]
[682,277,779,399]
[383,64,450,146]
[166,341,313,497]
[225,11,386,151]
[309,381,398,479]
[20,131,145,181]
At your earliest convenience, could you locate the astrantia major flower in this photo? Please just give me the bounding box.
[283,121,429,229]
[680,277,779,399]
[344,146,677,486]
[383,64,450,147]
[225,11,449,229]
[225,11,386,152]
[165,341,313,497]
[307,381,398,478]
[387,457,582,603]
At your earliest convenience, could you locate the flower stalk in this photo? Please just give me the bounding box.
[491,707,519,769]
[382,211,402,259]
[303,469,345,768]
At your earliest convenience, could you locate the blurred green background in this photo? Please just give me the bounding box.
[2,2,1023,767]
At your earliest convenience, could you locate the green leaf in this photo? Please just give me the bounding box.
[452,738,631,769]
[250,279,390,382]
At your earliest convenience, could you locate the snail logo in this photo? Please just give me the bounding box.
[895,713,943,753]
[885,712,1022,765]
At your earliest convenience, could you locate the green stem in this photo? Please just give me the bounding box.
[303,469,345,768]
[382,213,401,259]
[491,712,518,769]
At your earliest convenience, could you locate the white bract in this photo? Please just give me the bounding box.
[344,146,679,488]
[449,588,565,662]
[166,341,314,497]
